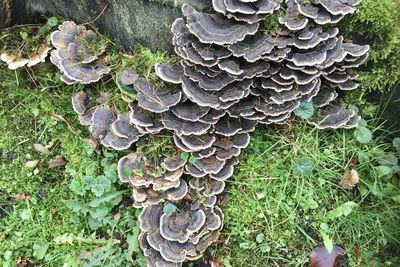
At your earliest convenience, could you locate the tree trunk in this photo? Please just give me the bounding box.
[1,0,212,52]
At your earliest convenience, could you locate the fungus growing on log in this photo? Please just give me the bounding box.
[50,21,111,84]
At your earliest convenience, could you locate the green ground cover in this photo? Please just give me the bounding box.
[1,1,400,266]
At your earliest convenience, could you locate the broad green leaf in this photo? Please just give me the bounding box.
[69,180,86,196]
[294,101,315,119]
[375,166,393,178]
[354,126,372,144]
[33,243,49,260]
[180,152,190,161]
[357,151,369,165]
[163,203,177,216]
[65,200,83,212]
[89,191,125,207]
[319,229,333,253]
[20,209,30,220]
[47,17,59,27]
[256,233,265,243]
[295,157,313,176]
[188,155,197,165]
[393,138,400,153]
[133,169,144,177]
[341,201,359,216]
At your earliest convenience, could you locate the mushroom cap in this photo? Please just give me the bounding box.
[182,4,259,45]
[89,106,116,139]
[155,63,184,84]
[308,105,356,129]
[134,79,182,113]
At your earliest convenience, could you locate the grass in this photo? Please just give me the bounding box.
[217,123,400,267]
[1,10,400,267]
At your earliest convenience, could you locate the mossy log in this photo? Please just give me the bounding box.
[1,0,211,52]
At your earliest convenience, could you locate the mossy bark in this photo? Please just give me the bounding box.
[1,0,211,52]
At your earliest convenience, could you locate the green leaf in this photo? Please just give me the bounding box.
[65,200,83,212]
[90,206,109,219]
[163,203,177,217]
[180,152,190,161]
[20,209,30,220]
[295,156,313,176]
[357,151,369,165]
[326,201,358,220]
[294,101,315,119]
[47,17,59,27]
[188,155,197,165]
[69,180,86,196]
[133,169,144,177]
[33,242,49,260]
[393,138,400,153]
[256,233,265,243]
[123,167,132,178]
[354,126,372,144]
[88,191,125,207]
[319,229,333,254]
[126,226,142,261]
[91,183,105,197]
[20,31,28,40]
[341,201,359,216]
[375,166,393,178]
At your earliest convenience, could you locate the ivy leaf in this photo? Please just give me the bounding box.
[354,126,372,144]
[294,101,315,119]
[295,156,313,176]
[163,203,177,217]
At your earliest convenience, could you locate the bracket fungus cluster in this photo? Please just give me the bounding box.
[50,21,111,84]
[64,0,369,265]
[1,45,51,69]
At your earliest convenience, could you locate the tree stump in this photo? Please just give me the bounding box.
[1,0,211,52]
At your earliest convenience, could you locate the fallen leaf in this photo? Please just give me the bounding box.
[353,245,361,265]
[340,169,360,189]
[48,156,67,168]
[84,138,98,150]
[310,245,346,267]
[34,144,50,155]
[11,191,30,201]
[33,168,39,175]
[25,160,40,168]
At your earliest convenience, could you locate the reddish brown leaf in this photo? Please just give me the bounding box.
[48,156,67,168]
[310,245,346,267]
[353,244,361,265]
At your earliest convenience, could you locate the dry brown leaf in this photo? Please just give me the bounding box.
[310,245,346,267]
[11,191,30,201]
[84,138,98,150]
[340,169,360,189]
[34,143,50,155]
[48,156,67,169]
